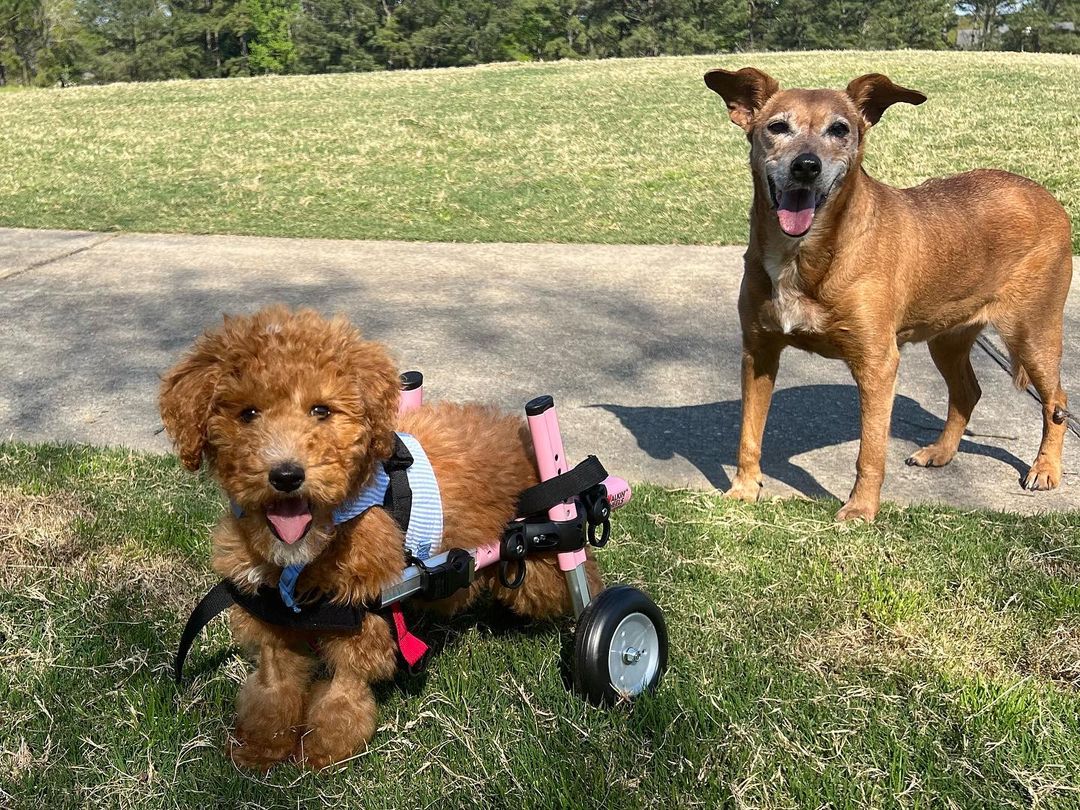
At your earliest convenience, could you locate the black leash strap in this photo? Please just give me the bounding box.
[515,455,608,518]
[174,581,235,684]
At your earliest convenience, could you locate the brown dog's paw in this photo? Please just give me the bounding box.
[1023,458,1062,491]
[905,444,956,468]
[835,499,878,522]
[724,475,763,503]
[227,727,298,771]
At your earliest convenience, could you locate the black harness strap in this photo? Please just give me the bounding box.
[383,434,414,533]
[515,455,608,518]
[174,581,236,684]
[174,580,371,683]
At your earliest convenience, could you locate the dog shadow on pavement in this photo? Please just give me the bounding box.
[596,383,1029,500]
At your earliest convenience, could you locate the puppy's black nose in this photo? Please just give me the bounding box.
[269,462,305,492]
[790,153,822,182]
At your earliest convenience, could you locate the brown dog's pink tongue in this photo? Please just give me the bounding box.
[777,188,816,236]
[266,499,312,545]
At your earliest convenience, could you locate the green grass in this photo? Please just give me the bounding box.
[1,51,1078,250]
[2,442,1079,808]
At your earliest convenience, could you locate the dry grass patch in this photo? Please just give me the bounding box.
[0,487,86,588]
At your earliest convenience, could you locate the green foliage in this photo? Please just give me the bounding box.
[6,0,1075,87]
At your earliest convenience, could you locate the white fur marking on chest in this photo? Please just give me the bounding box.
[763,250,822,335]
[268,535,320,568]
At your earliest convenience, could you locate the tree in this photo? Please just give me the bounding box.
[955,0,1012,49]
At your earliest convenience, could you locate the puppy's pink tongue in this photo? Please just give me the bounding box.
[266,499,312,545]
[777,188,816,236]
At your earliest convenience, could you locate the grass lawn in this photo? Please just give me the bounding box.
[1,51,1078,251]
[2,442,1078,808]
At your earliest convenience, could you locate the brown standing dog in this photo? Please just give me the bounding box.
[704,67,1073,521]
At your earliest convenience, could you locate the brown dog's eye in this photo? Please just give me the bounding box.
[827,121,850,138]
[766,120,790,135]
[239,407,259,423]
[310,404,331,420]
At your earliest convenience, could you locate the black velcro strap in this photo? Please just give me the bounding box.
[515,455,608,518]
[384,434,414,533]
[174,581,235,684]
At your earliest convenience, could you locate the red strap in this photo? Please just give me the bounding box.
[390,603,428,668]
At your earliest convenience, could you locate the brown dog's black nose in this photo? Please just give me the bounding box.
[269,462,305,492]
[790,153,822,182]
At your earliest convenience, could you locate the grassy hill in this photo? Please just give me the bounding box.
[1,51,1077,249]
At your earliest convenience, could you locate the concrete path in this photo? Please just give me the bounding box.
[2,227,1078,514]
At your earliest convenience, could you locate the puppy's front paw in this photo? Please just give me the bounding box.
[296,681,378,771]
[835,499,878,523]
[724,474,763,503]
[228,725,298,771]
[1023,457,1062,491]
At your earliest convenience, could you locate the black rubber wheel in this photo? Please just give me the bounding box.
[572,584,668,705]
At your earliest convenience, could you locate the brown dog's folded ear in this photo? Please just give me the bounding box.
[159,330,225,472]
[703,67,780,132]
[845,73,926,127]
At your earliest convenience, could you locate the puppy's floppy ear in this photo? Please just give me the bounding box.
[845,73,926,127]
[159,329,226,472]
[703,67,780,132]
[343,334,401,462]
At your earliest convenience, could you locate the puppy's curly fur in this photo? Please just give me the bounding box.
[161,305,601,770]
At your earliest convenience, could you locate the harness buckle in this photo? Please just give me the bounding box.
[411,548,475,601]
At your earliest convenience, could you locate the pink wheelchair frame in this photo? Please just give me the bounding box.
[388,372,666,704]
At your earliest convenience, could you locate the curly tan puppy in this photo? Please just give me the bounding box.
[160,306,600,770]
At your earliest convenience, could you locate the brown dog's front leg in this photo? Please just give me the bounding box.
[297,614,398,770]
[726,337,783,502]
[229,631,313,771]
[837,347,900,522]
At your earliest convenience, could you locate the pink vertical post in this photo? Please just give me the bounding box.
[525,395,592,616]
[399,371,423,414]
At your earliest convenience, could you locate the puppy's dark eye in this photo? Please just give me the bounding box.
[310,404,331,420]
[239,407,259,423]
[766,120,790,135]
[827,121,850,138]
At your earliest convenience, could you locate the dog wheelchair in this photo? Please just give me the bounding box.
[176,372,668,705]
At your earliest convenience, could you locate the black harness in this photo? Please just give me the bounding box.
[174,453,609,684]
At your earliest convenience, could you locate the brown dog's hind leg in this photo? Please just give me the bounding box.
[907,326,982,468]
[229,638,314,771]
[1005,329,1068,491]
[994,264,1070,492]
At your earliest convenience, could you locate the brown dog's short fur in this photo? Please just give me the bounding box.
[705,68,1073,521]
[160,306,600,770]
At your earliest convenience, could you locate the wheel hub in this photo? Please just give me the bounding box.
[608,611,660,697]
